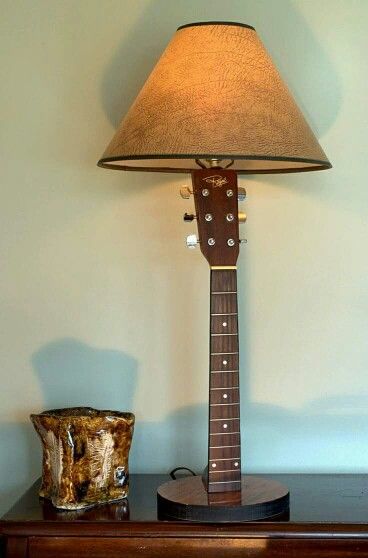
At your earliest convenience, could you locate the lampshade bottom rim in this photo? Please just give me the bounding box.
[97,156,332,174]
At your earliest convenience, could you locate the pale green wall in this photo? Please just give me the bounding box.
[1,0,367,514]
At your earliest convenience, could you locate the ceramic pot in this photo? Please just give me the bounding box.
[31,407,135,510]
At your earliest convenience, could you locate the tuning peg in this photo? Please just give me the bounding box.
[183,213,196,222]
[186,234,199,249]
[238,211,247,223]
[238,187,247,202]
[239,239,248,244]
[180,186,193,199]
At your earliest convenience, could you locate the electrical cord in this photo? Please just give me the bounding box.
[169,467,197,480]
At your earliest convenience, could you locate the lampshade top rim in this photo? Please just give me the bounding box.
[177,21,256,32]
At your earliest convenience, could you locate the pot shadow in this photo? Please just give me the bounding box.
[31,338,137,412]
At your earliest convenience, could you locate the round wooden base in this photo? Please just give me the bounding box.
[157,475,289,522]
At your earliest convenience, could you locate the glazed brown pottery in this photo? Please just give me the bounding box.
[31,407,134,510]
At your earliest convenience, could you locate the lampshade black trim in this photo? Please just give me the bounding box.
[177,22,256,32]
[98,153,332,174]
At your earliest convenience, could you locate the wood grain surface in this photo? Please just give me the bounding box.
[3,475,368,557]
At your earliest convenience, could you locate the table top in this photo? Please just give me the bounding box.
[2,474,368,538]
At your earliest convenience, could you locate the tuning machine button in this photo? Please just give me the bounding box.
[239,239,248,244]
[238,187,247,202]
[183,213,196,222]
[238,211,247,223]
[180,186,193,199]
[186,234,199,249]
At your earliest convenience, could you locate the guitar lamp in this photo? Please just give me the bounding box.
[98,21,331,522]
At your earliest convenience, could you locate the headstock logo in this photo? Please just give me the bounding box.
[202,175,228,188]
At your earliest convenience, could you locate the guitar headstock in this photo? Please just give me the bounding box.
[184,169,246,267]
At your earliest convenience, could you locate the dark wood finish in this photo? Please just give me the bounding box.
[191,168,239,267]
[157,475,289,521]
[207,269,241,492]
[29,537,368,558]
[3,474,368,557]
[4,538,27,558]
[27,537,368,558]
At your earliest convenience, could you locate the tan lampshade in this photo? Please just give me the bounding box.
[98,22,331,174]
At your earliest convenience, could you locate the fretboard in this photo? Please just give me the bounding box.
[207,269,241,493]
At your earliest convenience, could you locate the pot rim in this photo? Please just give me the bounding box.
[30,406,135,421]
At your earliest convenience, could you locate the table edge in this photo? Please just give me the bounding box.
[1,520,368,539]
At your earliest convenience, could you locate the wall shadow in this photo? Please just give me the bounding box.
[100,0,340,136]
[32,338,137,412]
[131,393,368,476]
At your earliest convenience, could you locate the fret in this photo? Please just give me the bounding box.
[211,370,238,374]
[211,291,238,295]
[209,480,241,484]
[209,444,240,449]
[210,386,239,390]
[210,457,240,462]
[211,312,237,316]
[210,352,238,355]
[210,430,240,436]
[211,333,238,337]
[209,468,240,473]
[210,401,239,407]
[209,472,241,478]
[210,417,240,421]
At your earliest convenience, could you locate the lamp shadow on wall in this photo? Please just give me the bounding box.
[100,0,339,134]
[135,394,368,475]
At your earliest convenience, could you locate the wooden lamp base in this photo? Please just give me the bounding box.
[157,475,289,522]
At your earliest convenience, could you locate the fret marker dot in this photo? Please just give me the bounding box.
[234,462,239,467]
[223,423,228,429]
[223,393,228,399]
[222,322,227,327]
[212,463,217,468]
[223,360,227,366]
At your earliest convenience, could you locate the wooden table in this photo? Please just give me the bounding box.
[2,474,368,557]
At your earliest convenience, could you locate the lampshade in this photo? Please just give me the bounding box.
[98,21,331,174]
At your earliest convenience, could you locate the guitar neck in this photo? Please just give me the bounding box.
[207,268,241,493]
